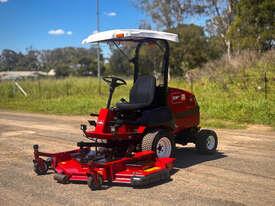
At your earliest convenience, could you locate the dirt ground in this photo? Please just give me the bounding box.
[0,110,274,206]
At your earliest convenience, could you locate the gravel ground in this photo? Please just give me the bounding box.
[0,110,274,206]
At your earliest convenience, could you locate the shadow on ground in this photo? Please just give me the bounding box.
[130,147,227,189]
[39,147,227,190]
[174,146,226,169]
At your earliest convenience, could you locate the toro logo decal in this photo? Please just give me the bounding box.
[171,93,185,104]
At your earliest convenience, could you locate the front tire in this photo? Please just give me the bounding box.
[142,130,175,158]
[195,129,218,154]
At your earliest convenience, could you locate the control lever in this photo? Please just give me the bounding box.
[120,98,128,103]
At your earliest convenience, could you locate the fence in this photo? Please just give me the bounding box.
[188,72,275,100]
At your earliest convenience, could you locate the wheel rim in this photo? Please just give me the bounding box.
[156,137,172,158]
[206,135,216,150]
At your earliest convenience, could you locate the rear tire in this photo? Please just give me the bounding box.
[142,130,175,158]
[195,129,218,154]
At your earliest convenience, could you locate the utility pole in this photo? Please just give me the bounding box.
[96,0,101,94]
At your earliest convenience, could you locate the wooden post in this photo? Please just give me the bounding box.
[264,72,267,100]
[14,81,28,97]
[66,81,69,96]
[38,78,41,97]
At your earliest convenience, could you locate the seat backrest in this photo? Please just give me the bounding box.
[129,75,156,106]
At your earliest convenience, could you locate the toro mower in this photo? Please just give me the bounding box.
[33,29,218,190]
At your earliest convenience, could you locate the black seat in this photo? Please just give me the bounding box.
[116,75,156,110]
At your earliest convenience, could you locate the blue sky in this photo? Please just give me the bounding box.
[0,0,206,53]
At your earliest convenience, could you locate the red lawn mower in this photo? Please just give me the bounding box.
[33,29,218,190]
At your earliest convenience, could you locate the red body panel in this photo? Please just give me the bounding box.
[86,88,200,141]
[85,108,146,140]
[167,87,200,134]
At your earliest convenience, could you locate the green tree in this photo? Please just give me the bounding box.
[169,24,210,74]
[134,0,205,29]
[139,19,152,29]
[134,0,229,71]
[0,47,103,76]
[204,0,238,61]
[228,0,275,51]
[108,48,132,75]
[0,49,21,71]
[207,36,226,60]
[20,49,40,70]
[55,64,74,77]
[39,47,102,77]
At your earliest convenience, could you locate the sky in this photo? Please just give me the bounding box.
[0,0,206,53]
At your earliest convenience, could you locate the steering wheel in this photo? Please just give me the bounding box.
[103,76,127,89]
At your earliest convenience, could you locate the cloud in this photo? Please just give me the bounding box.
[48,29,72,36]
[48,29,65,35]
[0,0,8,3]
[104,12,117,17]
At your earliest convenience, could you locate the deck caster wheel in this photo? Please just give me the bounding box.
[195,129,218,154]
[45,157,52,169]
[87,174,103,191]
[33,159,48,175]
[142,130,175,158]
[54,173,69,184]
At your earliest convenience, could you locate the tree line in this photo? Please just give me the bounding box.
[0,0,274,77]
[0,47,105,77]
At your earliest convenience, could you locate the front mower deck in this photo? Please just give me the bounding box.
[33,145,174,190]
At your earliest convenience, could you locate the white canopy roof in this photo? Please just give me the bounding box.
[82,29,179,44]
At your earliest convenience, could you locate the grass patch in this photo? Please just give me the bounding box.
[0,70,274,129]
[0,77,131,115]
[200,117,247,129]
